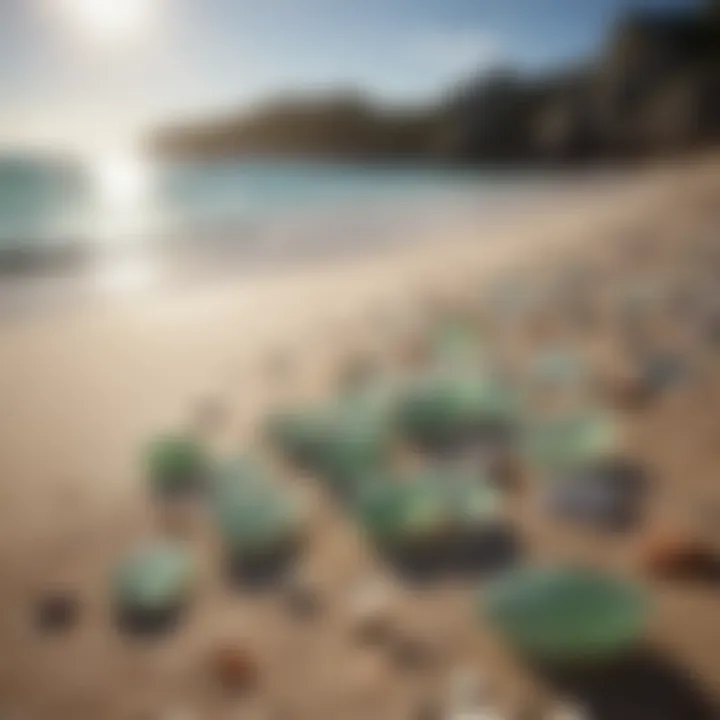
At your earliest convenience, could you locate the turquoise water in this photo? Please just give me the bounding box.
[0,153,603,312]
[0,154,523,248]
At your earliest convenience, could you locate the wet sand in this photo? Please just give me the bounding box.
[0,156,719,719]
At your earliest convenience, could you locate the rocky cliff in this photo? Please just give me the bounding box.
[151,5,720,164]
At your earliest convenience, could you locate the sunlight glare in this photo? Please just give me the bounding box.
[57,0,153,44]
[93,151,152,207]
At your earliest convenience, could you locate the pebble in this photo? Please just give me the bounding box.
[35,589,80,634]
[638,526,720,579]
[210,643,259,694]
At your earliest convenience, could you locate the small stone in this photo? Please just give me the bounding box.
[637,527,720,580]
[35,590,79,634]
[549,459,648,531]
[210,643,259,694]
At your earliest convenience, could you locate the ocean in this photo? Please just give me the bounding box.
[0,152,603,313]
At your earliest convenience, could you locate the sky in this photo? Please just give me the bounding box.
[0,0,699,150]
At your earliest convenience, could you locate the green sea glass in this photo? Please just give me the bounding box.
[357,467,501,549]
[266,409,332,467]
[438,469,500,530]
[114,543,194,619]
[356,476,448,549]
[523,412,619,474]
[482,566,648,663]
[144,434,210,496]
[213,467,302,559]
[399,373,519,448]
[268,389,395,493]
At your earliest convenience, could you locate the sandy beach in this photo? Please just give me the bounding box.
[1,156,720,719]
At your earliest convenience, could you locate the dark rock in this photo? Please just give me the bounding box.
[35,591,79,634]
[549,459,648,531]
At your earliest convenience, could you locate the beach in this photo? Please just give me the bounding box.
[1,156,719,719]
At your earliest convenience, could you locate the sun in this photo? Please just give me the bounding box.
[92,150,152,207]
[57,0,153,43]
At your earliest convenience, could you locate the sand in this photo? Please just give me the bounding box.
[0,156,719,719]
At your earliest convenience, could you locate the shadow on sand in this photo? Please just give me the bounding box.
[383,523,523,584]
[537,647,720,720]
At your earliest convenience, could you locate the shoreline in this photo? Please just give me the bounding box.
[0,165,626,321]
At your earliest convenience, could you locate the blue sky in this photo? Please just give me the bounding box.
[0,0,698,149]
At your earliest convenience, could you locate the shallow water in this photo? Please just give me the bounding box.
[0,153,618,315]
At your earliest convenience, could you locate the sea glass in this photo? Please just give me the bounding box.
[399,373,520,450]
[355,476,448,549]
[431,468,500,530]
[213,469,302,560]
[523,412,619,474]
[114,542,194,621]
[482,566,648,663]
[144,434,210,496]
[266,409,333,467]
[267,390,395,494]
